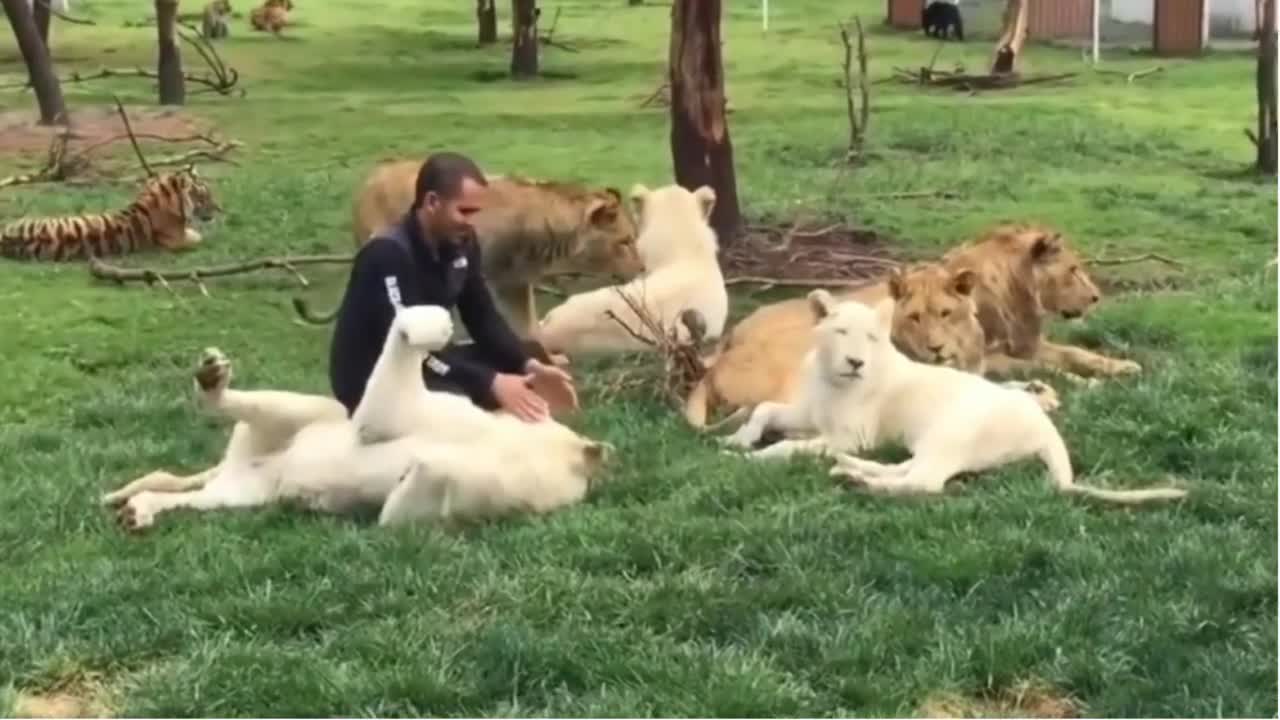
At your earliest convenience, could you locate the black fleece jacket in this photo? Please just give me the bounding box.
[327,212,530,414]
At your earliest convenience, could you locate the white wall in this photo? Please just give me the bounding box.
[1207,0,1258,34]
[1108,0,1153,25]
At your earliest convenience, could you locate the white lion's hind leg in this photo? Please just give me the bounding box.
[377,463,452,528]
[722,401,812,450]
[743,436,831,462]
[829,454,913,482]
[194,348,345,440]
[101,466,218,507]
[117,466,275,533]
[846,457,958,496]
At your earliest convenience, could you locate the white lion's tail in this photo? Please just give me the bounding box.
[1039,426,1188,506]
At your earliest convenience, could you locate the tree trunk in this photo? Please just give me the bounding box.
[991,0,1028,74]
[628,0,643,5]
[1,0,68,124]
[477,0,497,44]
[33,0,50,45]
[668,0,743,243]
[155,0,185,105]
[510,0,539,78]
[1258,0,1277,173]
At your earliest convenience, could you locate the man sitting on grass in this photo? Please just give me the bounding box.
[327,151,577,423]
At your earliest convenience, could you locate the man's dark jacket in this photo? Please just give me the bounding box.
[327,212,529,415]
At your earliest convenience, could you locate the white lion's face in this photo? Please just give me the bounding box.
[394,305,455,352]
[809,290,894,386]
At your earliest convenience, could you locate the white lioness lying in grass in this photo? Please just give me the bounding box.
[722,290,1188,506]
[536,183,728,355]
[102,305,612,531]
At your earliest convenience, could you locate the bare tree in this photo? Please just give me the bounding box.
[510,0,539,78]
[1255,0,1277,173]
[1,0,68,124]
[155,0,185,104]
[668,0,743,242]
[477,0,497,44]
[991,0,1028,74]
[33,0,51,45]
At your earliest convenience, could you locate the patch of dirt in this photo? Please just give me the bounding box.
[918,679,1081,719]
[0,104,210,161]
[11,675,116,719]
[721,221,900,284]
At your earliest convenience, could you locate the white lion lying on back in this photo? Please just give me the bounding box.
[102,305,613,532]
[723,290,1188,507]
[535,183,729,355]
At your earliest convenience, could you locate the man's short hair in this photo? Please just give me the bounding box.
[411,152,488,210]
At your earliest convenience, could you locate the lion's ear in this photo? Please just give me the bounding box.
[586,195,618,226]
[1030,232,1063,263]
[888,267,907,300]
[949,268,977,296]
[873,297,895,333]
[807,288,835,321]
[693,185,717,220]
[628,183,649,216]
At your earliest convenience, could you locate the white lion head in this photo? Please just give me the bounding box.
[807,289,897,387]
[393,305,455,353]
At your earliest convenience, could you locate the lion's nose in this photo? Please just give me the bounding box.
[847,358,863,370]
[929,344,943,354]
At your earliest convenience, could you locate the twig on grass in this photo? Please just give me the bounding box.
[1093,65,1165,84]
[601,281,708,409]
[88,254,355,293]
[1089,252,1186,271]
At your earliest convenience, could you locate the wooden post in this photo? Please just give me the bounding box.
[1257,0,1277,173]
[510,0,539,78]
[669,0,743,243]
[155,0,185,105]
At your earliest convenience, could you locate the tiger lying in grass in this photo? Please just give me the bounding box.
[0,166,220,262]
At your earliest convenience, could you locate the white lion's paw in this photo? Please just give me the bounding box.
[1022,380,1061,413]
[117,495,157,534]
[720,427,758,450]
[829,464,869,490]
[193,346,232,403]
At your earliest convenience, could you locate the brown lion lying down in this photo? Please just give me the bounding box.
[685,224,1141,429]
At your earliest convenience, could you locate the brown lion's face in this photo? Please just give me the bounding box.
[1025,230,1101,320]
[573,188,645,281]
[888,263,986,372]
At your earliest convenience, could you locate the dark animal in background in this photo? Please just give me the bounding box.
[922,1,964,42]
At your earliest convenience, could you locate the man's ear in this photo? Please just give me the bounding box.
[808,288,835,321]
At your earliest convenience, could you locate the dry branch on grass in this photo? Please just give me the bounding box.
[889,65,1076,91]
[1088,252,1186,270]
[0,100,242,189]
[1093,65,1165,84]
[638,80,671,108]
[538,7,579,53]
[837,16,870,162]
[34,0,94,24]
[601,283,708,409]
[87,254,355,297]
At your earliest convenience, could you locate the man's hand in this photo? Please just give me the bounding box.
[491,373,550,422]
[524,358,579,415]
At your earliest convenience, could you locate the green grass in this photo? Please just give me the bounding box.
[0,0,1277,716]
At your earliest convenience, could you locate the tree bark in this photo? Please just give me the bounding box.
[510,0,539,78]
[477,0,497,44]
[155,0,185,105]
[1,0,68,124]
[668,0,743,242]
[33,0,50,45]
[1258,0,1277,173]
[991,0,1028,74]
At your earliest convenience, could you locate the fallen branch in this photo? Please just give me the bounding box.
[88,254,355,291]
[1093,65,1164,83]
[34,0,94,24]
[601,282,707,408]
[0,125,83,188]
[539,7,579,53]
[638,80,670,108]
[1089,252,1186,270]
[890,65,1076,92]
[111,94,155,178]
[2,66,241,96]
[862,189,961,200]
[177,21,243,94]
[147,141,244,168]
[725,275,873,288]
